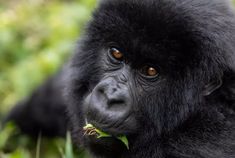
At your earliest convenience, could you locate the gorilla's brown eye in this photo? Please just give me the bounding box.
[147,67,158,76]
[141,66,158,77]
[147,67,158,77]
[109,48,123,61]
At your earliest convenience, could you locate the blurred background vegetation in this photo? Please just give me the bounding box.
[0,0,96,157]
[1,0,235,158]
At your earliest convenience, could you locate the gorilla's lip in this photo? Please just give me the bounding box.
[84,113,137,136]
[83,121,117,136]
[83,124,130,150]
[85,117,133,137]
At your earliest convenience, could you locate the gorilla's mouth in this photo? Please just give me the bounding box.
[83,123,129,149]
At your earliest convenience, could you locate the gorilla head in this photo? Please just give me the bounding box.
[65,0,235,157]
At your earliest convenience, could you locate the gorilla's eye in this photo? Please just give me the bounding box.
[109,48,124,61]
[141,66,159,77]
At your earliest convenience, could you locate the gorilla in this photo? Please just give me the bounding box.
[5,0,235,157]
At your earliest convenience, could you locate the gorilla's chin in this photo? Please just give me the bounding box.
[85,134,128,156]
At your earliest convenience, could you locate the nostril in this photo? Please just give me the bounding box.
[108,99,125,105]
[98,87,104,94]
[108,99,125,107]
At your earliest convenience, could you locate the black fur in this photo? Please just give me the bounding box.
[5,0,235,157]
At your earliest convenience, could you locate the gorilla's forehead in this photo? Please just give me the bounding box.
[86,0,234,69]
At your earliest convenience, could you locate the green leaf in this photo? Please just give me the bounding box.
[117,136,129,150]
[95,129,111,138]
[83,123,94,129]
[65,132,74,158]
[36,133,42,158]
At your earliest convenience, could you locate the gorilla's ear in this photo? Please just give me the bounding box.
[202,78,223,96]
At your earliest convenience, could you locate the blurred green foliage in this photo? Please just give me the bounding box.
[0,123,89,158]
[0,0,96,157]
[0,0,96,113]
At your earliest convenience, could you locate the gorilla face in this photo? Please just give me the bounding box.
[83,48,138,135]
[65,0,235,157]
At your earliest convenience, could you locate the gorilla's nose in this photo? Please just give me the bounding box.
[97,81,126,109]
[86,77,131,123]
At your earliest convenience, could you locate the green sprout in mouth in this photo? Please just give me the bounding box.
[83,124,129,150]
